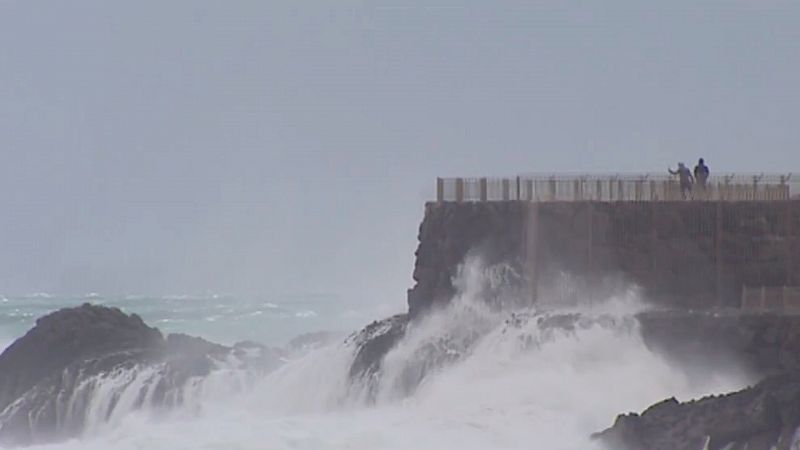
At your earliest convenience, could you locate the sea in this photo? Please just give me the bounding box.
[0,270,753,450]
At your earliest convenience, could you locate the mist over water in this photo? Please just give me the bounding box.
[6,261,752,450]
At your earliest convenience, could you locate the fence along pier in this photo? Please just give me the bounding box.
[436,174,796,203]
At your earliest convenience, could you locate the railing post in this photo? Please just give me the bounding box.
[723,177,732,201]
[650,180,657,201]
[549,177,556,201]
[716,200,723,306]
[618,179,624,201]
[480,178,488,202]
[502,178,510,201]
[596,180,602,201]
[609,179,615,201]
[787,198,794,286]
[780,175,788,200]
[516,176,521,201]
[455,178,464,203]
[526,179,534,201]
[437,177,444,203]
[587,202,593,276]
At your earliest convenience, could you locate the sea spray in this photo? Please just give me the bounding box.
[15,260,753,450]
[23,299,751,450]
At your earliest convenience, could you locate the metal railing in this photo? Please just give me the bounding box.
[436,174,798,202]
[742,286,800,312]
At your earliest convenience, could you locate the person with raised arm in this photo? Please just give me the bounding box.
[669,162,694,199]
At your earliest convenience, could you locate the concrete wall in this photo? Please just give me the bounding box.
[407,200,800,315]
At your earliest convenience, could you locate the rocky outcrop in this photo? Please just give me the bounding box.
[0,304,281,447]
[0,303,164,414]
[347,314,409,384]
[593,372,800,450]
[589,309,800,450]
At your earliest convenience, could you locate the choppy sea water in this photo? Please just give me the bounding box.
[0,267,753,450]
[0,293,401,348]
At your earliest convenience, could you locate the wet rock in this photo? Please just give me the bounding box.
[0,304,279,447]
[0,303,163,415]
[593,373,800,450]
[347,314,409,383]
[595,310,800,450]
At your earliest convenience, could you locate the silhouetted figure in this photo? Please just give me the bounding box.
[694,158,710,190]
[669,162,694,199]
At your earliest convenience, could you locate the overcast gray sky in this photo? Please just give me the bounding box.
[1,0,798,300]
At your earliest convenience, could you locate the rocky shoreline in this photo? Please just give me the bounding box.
[0,304,283,447]
[4,303,800,448]
[593,372,800,450]
[592,310,800,450]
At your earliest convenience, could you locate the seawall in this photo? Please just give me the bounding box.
[407,200,800,315]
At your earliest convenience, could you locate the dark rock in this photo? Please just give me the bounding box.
[593,373,800,450]
[0,304,280,447]
[594,309,800,449]
[347,314,409,383]
[0,303,163,415]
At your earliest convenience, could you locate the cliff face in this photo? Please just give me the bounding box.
[406,200,800,314]
[407,201,531,317]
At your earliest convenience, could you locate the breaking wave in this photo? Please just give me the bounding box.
[16,260,751,450]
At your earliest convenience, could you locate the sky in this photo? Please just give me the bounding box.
[1,0,799,301]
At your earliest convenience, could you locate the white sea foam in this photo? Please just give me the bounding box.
[16,259,752,450]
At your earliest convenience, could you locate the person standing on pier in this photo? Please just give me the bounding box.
[669,162,694,199]
[694,158,710,193]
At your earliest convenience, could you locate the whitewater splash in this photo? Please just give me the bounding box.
[17,261,751,450]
